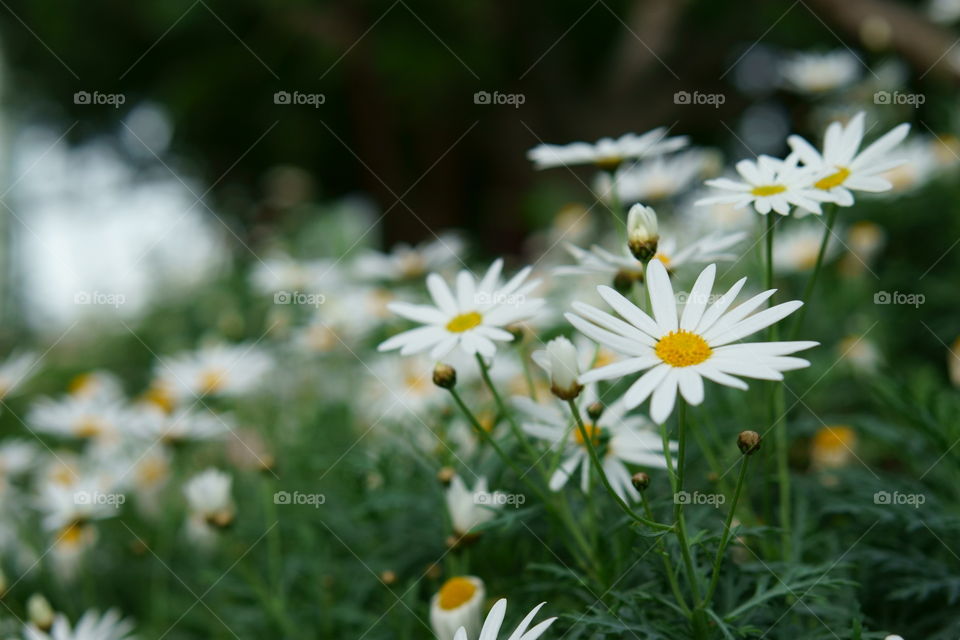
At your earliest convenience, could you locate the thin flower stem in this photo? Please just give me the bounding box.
[673,401,704,605]
[789,203,838,340]
[639,492,691,616]
[604,168,628,242]
[566,399,674,532]
[518,342,539,401]
[702,453,751,608]
[475,354,542,466]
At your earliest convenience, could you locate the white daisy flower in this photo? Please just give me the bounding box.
[515,383,672,501]
[0,440,38,478]
[66,370,124,402]
[378,259,544,359]
[568,260,817,423]
[532,336,583,399]
[596,149,721,203]
[696,155,833,216]
[353,233,465,282]
[184,468,234,527]
[0,352,38,401]
[787,111,911,206]
[430,576,486,640]
[556,230,746,283]
[779,50,861,94]
[24,609,135,640]
[249,253,341,297]
[452,598,556,640]
[155,343,274,402]
[773,220,842,274]
[527,128,688,171]
[27,396,131,443]
[445,474,503,537]
[128,405,230,444]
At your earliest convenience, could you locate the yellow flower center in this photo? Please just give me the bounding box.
[573,423,603,448]
[812,425,856,453]
[814,166,851,190]
[199,369,226,394]
[594,155,623,171]
[751,184,787,197]
[74,417,104,438]
[445,311,482,333]
[437,577,477,610]
[143,384,176,413]
[59,522,88,548]
[68,372,96,396]
[655,330,712,367]
[653,253,671,267]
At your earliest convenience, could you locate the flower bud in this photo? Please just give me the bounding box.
[534,337,582,400]
[436,466,455,485]
[626,204,659,262]
[631,472,650,491]
[737,430,761,455]
[27,594,54,631]
[586,402,605,421]
[432,363,457,389]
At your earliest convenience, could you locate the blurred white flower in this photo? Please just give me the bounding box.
[787,111,910,206]
[128,405,229,444]
[28,395,131,443]
[516,383,671,501]
[155,343,274,402]
[527,129,688,171]
[598,149,721,203]
[66,370,124,402]
[353,234,465,282]
[24,609,135,640]
[452,598,556,640]
[249,254,342,297]
[184,468,234,527]
[773,221,841,273]
[570,261,816,423]
[697,155,833,216]
[533,336,582,399]
[779,50,860,94]
[445,474,502,537]
[929,0,960,23]
[0,352,38,401]
[379,259,543,359]
[430,576,485,640]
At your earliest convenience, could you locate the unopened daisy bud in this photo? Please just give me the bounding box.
[737,430,761,455]
[380,570,397,585]
[586,402,605,421]
[631,472,650,491]
[432,363,457,390]
[534,337,582,400]
[27,594,54,631]
[626,204,659,262]
[436,466,455,485]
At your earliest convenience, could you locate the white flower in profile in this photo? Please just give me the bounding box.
[155,343,274,402]
[378,259,544,359]
[128,405,230,444]
[353,233,465,282]
[0,352,38,401]
[779,50,861,94]
[445,474,502,537]
[430,576,486,640]
[533,336,583,399]
[27,396,131,443]
[696,155,833,216]
[528,128,688,171]
[787,111,911,206]
[515,383,673,501]
[66,370,124,403]
[184,468,234,527]
[568,260,817,423]
[249,253,341,296]
[596,149,721,203]
[24,609,135,640]
[773,221,842,274]
[556,230,746,283]
[452,598,556,640]
[0,440,38,478]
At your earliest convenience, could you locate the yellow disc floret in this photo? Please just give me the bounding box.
[573,423,603,448]
[751,184,787,197]
[655,330,712,367]
[445,311,482,333]
[814,167,851,190]
[437,576,477,610]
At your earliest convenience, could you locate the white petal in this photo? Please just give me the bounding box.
[427,273,458,314]
[387,301,446,325]
[623,364,671,408]
[676,369,705,405]
[708,300,803,346]
[565,313,652,357]
[645,259,678,332]
[578,356,658,384]
[650,369,679,423]
[596,286,662,339]
[480,599,507,640]
[679,264,715,331]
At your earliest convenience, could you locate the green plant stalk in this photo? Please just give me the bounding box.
[640,492,691,616]
[567,399,674,531]
[604,168,627,242]
[702,453,751,608]
[519,341,539,401]
[790,203,839,340]
[476,354,542,467]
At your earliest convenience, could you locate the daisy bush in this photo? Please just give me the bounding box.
[3,15,960,640]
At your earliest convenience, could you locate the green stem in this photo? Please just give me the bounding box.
[640,492,691,616]
[475,354,541,466]
[790,203,838,340]
[604,168,627,242]
[567,399,673,531]
[703,454,751,608]
[673,401,703,604]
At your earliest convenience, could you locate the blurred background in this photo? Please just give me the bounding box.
[1,0,959,341]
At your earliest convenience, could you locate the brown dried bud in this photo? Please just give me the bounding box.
[436,466,455,486]
[586,402,605,421]
[738,430,761,455]
[631,472,650,491]
[380,570,397,585]
[432,363,457,389]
